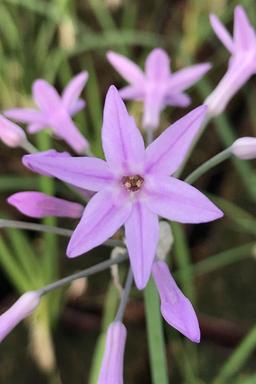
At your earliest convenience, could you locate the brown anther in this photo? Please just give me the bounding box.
[122,175,144,192]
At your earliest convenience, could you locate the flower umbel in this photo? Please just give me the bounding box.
[23,86,223,289]
[205,6,256,116]
[107,48,211,130]
[5,72,89,154]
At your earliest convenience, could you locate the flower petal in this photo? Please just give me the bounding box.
[107,51,145,84]
[119,85,144,100]
[53,117,89,154]
[32,79,62,113]
[145,48,170,81]
[67,188,132,257]
[168,63,211,93]
[152,261,200,342]
[144,175,223,223]
[165,93,191,107]
[23,152,114,191]
[4,108,46,124]
[210,14,234,53]
[62,72,88,112]
[0,292,40,343]
[145,106,207,175]
[69,99,86,116]
[27,123,45,133]
[8,192,84,218]
[125,201,159,289]
[233,5,256,51]
[102,86,145,174]
[98,321,127,384]
[23,150,70,176]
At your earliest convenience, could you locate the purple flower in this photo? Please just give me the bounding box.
[206,6,256,116]
[23,86,223,289]
[98,321,127,384]
[0,291,40,343]
[107,49,211,130]
[0,115,26,148]
[152,261,200,343]
[5,72,89,154]
[8,192,84,218]
[231,137,256,160]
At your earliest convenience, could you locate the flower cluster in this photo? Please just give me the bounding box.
[0,4,256,383]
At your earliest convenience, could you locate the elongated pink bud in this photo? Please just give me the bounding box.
[98,321,127,384]
[0,291,40,342]
[152,261,200,343]
[8,191,84,218]
[0,115,26,148]
[231,137,256,159]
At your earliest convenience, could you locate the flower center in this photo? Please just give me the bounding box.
[122,175,144,192]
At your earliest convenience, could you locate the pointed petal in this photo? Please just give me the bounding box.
[152,261,200,342]
[119,85,144,100]
[102,86,145,174]
[145,106,207,175]
[98,322,127,384]
[234,5,256,51]
[27,123,45,133]
[165,93,191,107]
[62,72,88,112]
[107,51,145,84]
[168,63,211,93]
[4,108,46,124]
[125,201,159,289]
[53,117,89,154]
[69,99,86,116]
[210,14,234,53]
[23,150,70,176]
[145,48,170,81]
[8,192,84,218]
[67,188,132,257]
[23,152,114,191]
[32,79,62,113]
[143,86,163,130]
[144,176,223,223]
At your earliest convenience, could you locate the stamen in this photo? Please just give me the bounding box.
[121,175,144,192]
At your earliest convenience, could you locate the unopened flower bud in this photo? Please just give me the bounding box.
[0,291,40,342]
[0,115,26,148]
[231,137,256,160]
[98,321,127,384]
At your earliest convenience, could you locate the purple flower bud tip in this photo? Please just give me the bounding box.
[98,321,127,384]
[231,137,256,160]
[0,291,40,343]
[152,261,200,343]
[0,115,26,148]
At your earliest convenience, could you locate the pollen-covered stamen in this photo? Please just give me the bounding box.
[122,175,144,192]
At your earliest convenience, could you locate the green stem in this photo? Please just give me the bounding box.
[144,278,169,384]
[38,253,128,296]
[185,148,231,185]
[214,324,256,384]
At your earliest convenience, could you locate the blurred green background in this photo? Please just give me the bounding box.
[0,0,256,383]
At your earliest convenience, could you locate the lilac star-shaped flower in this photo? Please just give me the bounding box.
[5,72,89,154]
[206,6,256,116]
[23,86,223,289]
[107,48,211,130]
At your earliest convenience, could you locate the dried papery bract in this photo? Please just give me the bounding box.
[0,291,40,342]
[98,321,127,384]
